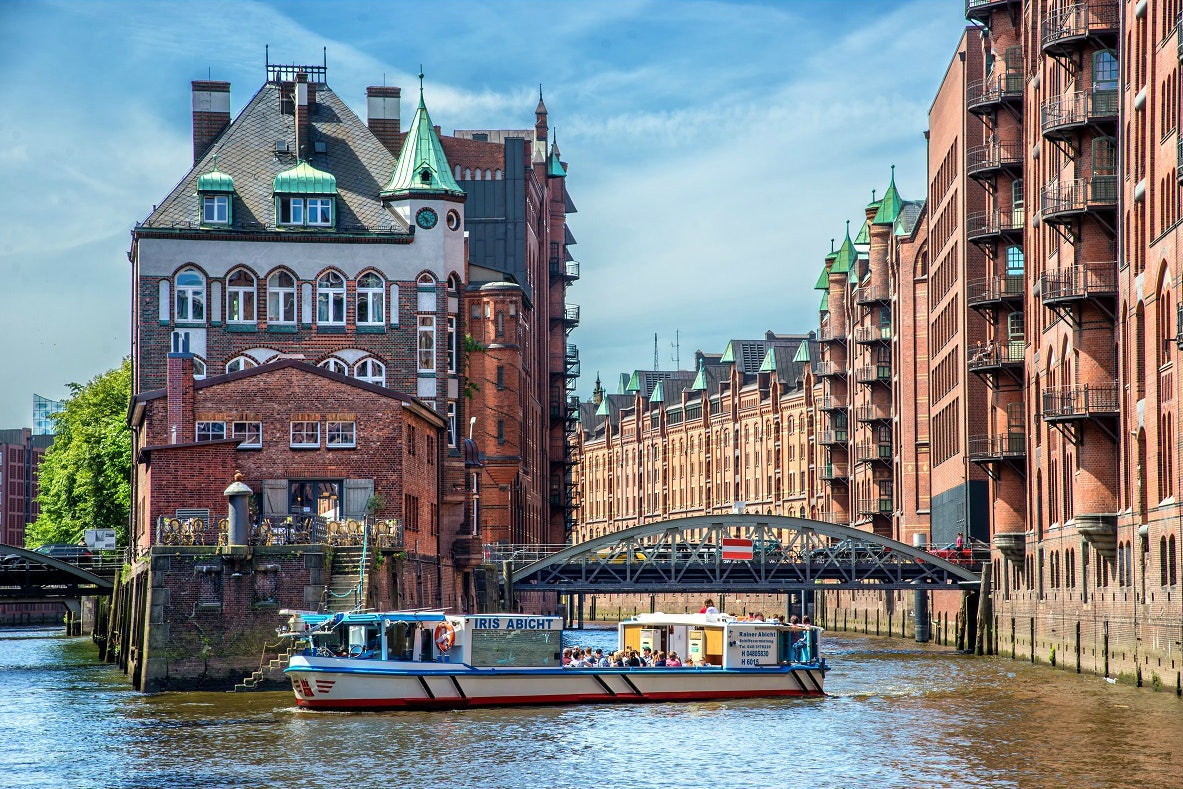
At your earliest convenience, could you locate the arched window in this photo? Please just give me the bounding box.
[1162,536,1171,587]
[317,271,346,325]
[417,273,437,312]
[226,356,257,374]
[1092,50,1118,92]
[447,272,461,294]
[175,269,205,323]
[226,269,256,324]
[355,358,385,386]
[267,271,297,324]
[192,356,207,379]
[319,357,348,375]
[356,272,385,326]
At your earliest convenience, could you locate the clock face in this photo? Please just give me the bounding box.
[416,207,438,230]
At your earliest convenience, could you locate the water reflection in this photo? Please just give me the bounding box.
[0,628,1179,788]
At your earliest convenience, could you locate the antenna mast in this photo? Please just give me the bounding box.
[653,333,659,370]
[671,330,680,369]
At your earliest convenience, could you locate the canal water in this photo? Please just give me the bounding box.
[2,626,1180,789]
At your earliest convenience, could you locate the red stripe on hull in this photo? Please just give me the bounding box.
[294,687,822,711]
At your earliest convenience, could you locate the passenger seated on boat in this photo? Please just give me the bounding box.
[652,651,667,667]
[666,651,682,667]
[625,649,642,668]
[592,648,609,667]
[640,647,653,666]
[561,648,573,666]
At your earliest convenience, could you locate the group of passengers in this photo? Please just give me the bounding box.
[562,646,706,668]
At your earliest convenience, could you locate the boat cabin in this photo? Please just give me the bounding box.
[281,610,565,667]
[618,613,819,667]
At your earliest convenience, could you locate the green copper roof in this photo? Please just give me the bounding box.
[650,380,665,403]
[759,348,776,373]
[381,82,465,199]
[273,161,337,194]
[197,167,234,193]
[820,291,829,312]
[830,224,855,274]
[626,371,641,393]
[793,341,810,363]
[873,166,903,226]
[720,342,735,364]
[690,360,707,392]
[596,398,609,417]
[547,142,567,178]
[814,267,830,290]
[854,220,870,245]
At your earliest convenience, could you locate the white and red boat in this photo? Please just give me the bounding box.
[282,609,826,710]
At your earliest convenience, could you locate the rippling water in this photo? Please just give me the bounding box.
[1,626,1180,788]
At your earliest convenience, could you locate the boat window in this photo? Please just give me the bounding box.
[385,621,412,661]
[469,629,561,667]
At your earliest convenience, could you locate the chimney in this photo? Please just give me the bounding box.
[167,334,196,445]
[192,81,231,164]
[366,86,402,155]
[295,72,310,159]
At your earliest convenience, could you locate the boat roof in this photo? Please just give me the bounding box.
[287,610,449,629]
[624,612,792,627]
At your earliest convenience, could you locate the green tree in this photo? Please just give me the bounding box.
[27,359,132,547]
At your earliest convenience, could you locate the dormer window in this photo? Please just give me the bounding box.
[420,168,432,184]
[273,161,338,230]
[196,159,235,227]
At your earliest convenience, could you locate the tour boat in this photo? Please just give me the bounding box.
[281,609,826,710]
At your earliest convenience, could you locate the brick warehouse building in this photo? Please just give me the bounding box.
[114,60,578,689]
[0,428,57,626]
[572,3,1182,689]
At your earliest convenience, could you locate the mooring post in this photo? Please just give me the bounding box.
[975,562,993,655]
[913,534,931,642]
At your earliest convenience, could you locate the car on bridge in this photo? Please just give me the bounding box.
[810,539,893,562]
[34,544,93,564]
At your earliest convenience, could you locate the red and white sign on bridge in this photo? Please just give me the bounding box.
[721,537,754,560]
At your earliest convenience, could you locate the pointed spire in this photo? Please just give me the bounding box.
[690,357,708,392]
[592,372,604,406]
[381,74,465,199]
[873,164,903,225]
[831,222,856,274]
[536,83,547,115]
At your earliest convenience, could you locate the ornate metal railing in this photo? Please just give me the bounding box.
[153,514,403,548]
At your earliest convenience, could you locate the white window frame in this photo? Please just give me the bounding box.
[203,194,229,224]
[307,197,333,226]
[418,315,436,373]
[447,402,457,447]
[417,273,437,312]
[447,315,457,373]
[355,358,386,386]
[267,271,297,324]
[326,421,356,448]
[290,421,320,448]
[231,421,262,448]
[226,269,256,324]
[196,421,226,442]
[225,356,257,374]
[317,271,346,325]
[192,357,207,379]
[278,197,305,225]
[356,272,385,325]
[175,269,205,323]
[319,358,349,375]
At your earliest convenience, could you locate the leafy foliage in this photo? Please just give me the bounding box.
[27,359,132,547]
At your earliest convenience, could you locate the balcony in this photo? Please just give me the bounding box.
[967,70,1024,115]
[1040,90,1118,139]
[1041,382,1119,422]
[817,325,846,344]
[855,364,892,384]
[969,431,1027,463]
[819,462,849,481]
[814,361,846,379]
[965,0,1019,23]
[1041,1,1119,56]
[855,442,894,464]
[560,304,581,327]
[968,274,1024,309]
[818,429,849,446]
[1040,262,1117,308]
[816,394,847,412]
[966,140,1024,178]
[1178,138,1183,184]
[854,404,890,423]
[968,341,1025,374]
[856,496,894,517]
[853,326,892,344]
[854,284,891,305]
[1040,177,1117,223]
[1178,13,1182,61]
[966,209,1025,242]
[550,258,580,282]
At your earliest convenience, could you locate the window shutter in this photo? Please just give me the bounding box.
[263,479,288,516]
[343,479,374,518]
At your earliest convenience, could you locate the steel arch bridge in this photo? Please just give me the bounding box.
[506,515,981,594]
[0,544,116,601]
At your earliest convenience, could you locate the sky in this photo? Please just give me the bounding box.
[0,0,973,428]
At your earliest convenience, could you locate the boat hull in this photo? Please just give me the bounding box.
[286,657,825,711]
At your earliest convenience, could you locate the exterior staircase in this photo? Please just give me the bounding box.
[232,644,295,692]
[323,545,372,613]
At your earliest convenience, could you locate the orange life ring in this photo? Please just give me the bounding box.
[434,622,455,652]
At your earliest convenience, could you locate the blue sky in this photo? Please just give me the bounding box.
[0,0,971,427]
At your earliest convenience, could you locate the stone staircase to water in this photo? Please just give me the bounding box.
[323,545,372,613]
[232,645,295,692]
